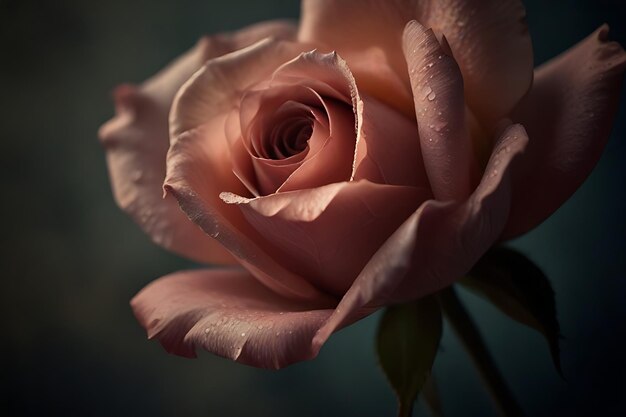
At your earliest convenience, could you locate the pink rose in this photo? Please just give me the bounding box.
[100,2,626,369]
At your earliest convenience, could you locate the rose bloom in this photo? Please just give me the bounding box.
[100,1,625,369]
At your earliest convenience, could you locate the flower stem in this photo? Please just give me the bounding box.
[439,287,524,417]
[398,401,414,417]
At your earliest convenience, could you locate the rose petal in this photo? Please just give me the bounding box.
[313,124,528,348]
[421,0,533,124]
[164,123,331,302]
[352,94,430,188]
[99,21,296,264]
[221,181,430,296]
[228,86,329,196]
[273,50,430,188]
[298,0,416,114]
[298,0,533,123]
[169,38,310,138]
[131,268,335,369]
[231,84,353,196]
[504,25,626,238]
[276,98,355,193]
[403,21,479,201]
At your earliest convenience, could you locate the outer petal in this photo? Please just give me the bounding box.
[99,21,296,264]
[131,268,334,369]
[220,181,430,296]
[169,38,309,138]
[505,25,626,238]
[422,0,532,124]
[298,0,417,112]
[313,124,528,349]
[403,21,478,201]
[298,0,533,123]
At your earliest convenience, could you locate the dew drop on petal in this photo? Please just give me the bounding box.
[423,85,433,100]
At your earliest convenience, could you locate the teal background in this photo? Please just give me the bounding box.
[1,1,625,416]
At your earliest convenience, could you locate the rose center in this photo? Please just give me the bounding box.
[250,100,320,161]
[266,116,313,159]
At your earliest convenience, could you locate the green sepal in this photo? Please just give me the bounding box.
[376,296,443,417]
[460,246,563,377]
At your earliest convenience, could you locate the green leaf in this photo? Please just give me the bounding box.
[376,296,442,417]
[460,246,563,377]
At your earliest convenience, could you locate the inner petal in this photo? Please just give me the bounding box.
[269,117,313,159]
[260,101,316,160]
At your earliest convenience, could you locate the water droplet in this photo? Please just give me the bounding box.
[423,85,433,99]
[505,146,511,153]
[494,159,500,166]
[275,331,281,336]
[457,20,466,27]
[438,55,443,60]
[438,111,442,116]
[427,92,436,101]
[204,328,210,334]
[241,332,246,337]
[279,312,284,315]
[288,330,293,335]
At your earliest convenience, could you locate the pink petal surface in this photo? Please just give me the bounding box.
[235,91,331,195]
[421,0,533,124]
[298,0,533,124]
[504,25,626,238]
[403,20,479,201]
[221,181,430,296]
[313,124,528,348]
[164,123,331,302]
[352,94,430,188]
[276,98,355,193]
[98,21,296,264]
[228,86,330,196]
[169,38,309,138]
[131,268,335,369]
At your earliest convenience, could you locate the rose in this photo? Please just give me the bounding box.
[100,1,626,369]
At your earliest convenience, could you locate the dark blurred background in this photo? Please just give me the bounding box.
[1,0,625,416]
